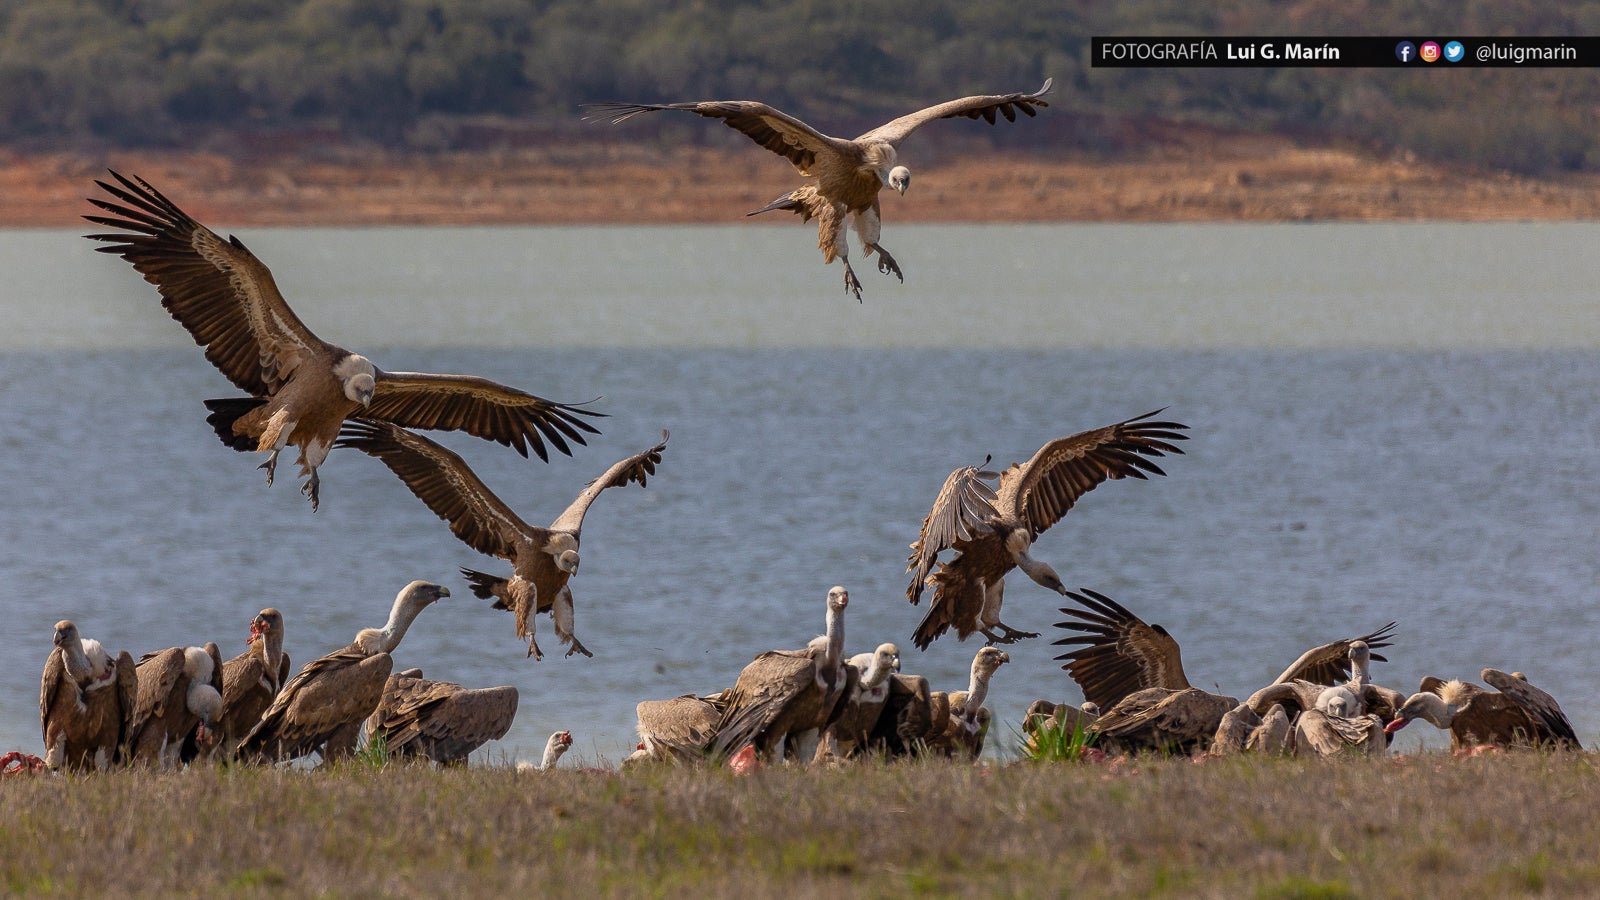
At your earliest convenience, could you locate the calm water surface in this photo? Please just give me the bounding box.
[2,223,1597,762]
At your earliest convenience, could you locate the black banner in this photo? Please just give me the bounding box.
[1092,37,1599,67]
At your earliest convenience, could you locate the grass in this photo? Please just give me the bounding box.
[3,752,1598,898]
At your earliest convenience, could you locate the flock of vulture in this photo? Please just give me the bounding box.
[34,81,1586,775]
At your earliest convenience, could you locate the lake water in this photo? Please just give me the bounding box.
[3,221,1599,763]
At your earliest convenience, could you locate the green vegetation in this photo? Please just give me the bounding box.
[3,751,1599,896]
[2,0,1598,173]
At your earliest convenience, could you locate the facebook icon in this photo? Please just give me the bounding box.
[1395,41,1416,62]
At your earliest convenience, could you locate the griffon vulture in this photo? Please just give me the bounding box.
[365,668,519,765]
[516,731,574,772]
[924,646,1010,759]
[336,421,667,659]
[1385,669,1579,750]
[128,643,225,767]
[626,693,727,765]
[238,581,447,763]
[864,673,937,758]
[218,608,292,759]
[590,81,1052,299]
[39,621,138,772]
[907,411,1188,650]
[85,172,602,510]
[1052,588,1397,754]
[713,586,855,763]
[833,643,901,755]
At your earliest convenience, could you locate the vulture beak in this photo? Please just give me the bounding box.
[1384,717,1411,734]
[435,586,451,602]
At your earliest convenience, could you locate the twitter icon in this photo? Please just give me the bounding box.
[1444,41,1464,62]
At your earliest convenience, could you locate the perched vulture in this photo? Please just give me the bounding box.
[924,647,1010,759]
[713,586,855,763]
[337,422,666,660]
[907,411,1188,650]
[1052,588,1398,755]
[85,172,602,510]
[218,608,292,759]
[39,621,138,772]
[128,643,225,767]
[238,581,447,763]
[365,668,519,765]
[589,81,1052,299]
[627,693,727,765]
[833,643,901,755]
[864,673,937,758]
[516,731,574,772]
[1385,669,1580,750]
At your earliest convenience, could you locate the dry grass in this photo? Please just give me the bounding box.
[4,751,1597,898]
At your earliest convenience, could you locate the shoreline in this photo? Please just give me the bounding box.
[10,134,1600,228]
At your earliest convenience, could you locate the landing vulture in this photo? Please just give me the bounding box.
[39,621,138,772]
[238,581,447,763]
[337,421,667,659]
[590,81,1052,299]
[1386,669,1579,750]
[907,411,1188,650]
[713,586,855,764]
[218,608,292,759]
[85,172,602,510]
[365,668,519,765]
[1052,588,1398,754]
[128,643,225,767]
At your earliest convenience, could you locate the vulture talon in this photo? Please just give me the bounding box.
[843,263,863,301]
[871,245,903,282]
[565,639,594,659]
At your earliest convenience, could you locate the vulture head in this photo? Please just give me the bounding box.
[888,166,911,196]
[1007,530,1067,594]
[547,534,580,574]
[247,607,284,646]
[973,646,1011,680]
[826,586,850,613]
[334,355,378,407]
[52,621,78,652]
[1386,683,1462,734]
[185,646,225,748]
[865,643,900,687]
[400,580,451,609]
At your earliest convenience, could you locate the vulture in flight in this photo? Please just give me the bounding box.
[1385,669,1579,750]
[1052,588,1398,755]
[337,421,667,660]
[590,80,1052,299]
[906,410,1188,650]
[238,581,447,763]
[84,172,602,510]
[365,668,519,765]
[39,621,138,772]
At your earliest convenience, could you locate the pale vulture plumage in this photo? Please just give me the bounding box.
[337,421,666,660]
[590,81,1052,299]
[85,172,602,510]
[238,581,447,763]
[516,731,574,772]
[365,668,519,765]
[218,608,292,760]
[1385,669,1579,750]
[923,647,1009,759]
[713,586,856,764]
[627,692,728,765]
[907,411,1188,650]
[39,621,138,772]
[1052,588,1398,755]
[128,643,225,767]
[833,643,901,755]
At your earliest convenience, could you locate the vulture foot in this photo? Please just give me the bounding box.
[842,261,863,302]
[526,636,544,662]
[870,244,903,282]
[300,471,321,512]
[258,450,281,486]
[981,623,1039,645]
[564,637,594,659]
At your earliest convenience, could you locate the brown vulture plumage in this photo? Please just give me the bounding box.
[907,411,1188,650]
[336,421,667,659]
[590,81,1052,299]
[1386,669,1580,750]
[237,581,447,763]
[218,608,292,760]
[365,669,519,764]
[127,643,225,767]
[85,172,602,510]
[39,621,138,772]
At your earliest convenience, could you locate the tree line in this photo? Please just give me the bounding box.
[2,0,1596,174]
